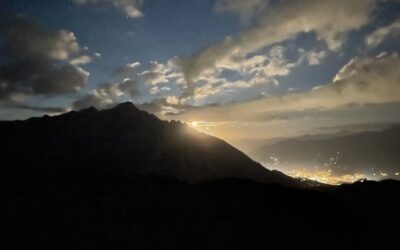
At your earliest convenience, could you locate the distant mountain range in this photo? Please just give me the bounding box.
[0,102,298,187]
[252,125,400,176]
[231,130,361,154]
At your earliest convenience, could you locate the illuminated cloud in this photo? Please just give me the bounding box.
[365,19,400,48]
[0,17,90,101]
[112,61,141,77]
[70,55,93,65]
[219,46,299,77]
[74,0,144,18]
[120,45,303,110]
[177,0,379,84]
[178,45,303,104]
[139,60,183,86]
[304,49,328,65]
[72,78,140,110]
[73,59,184,112]
[169,53,400,122]
[260,53,400,110]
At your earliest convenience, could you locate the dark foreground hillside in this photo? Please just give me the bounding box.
[2,173,400,250]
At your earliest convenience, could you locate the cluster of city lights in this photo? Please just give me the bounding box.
[260,152,400,185]
[284,169,365,185]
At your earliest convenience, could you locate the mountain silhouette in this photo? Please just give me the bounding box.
[1,102,400,250]
[0,102,299,187]
[252,124,400,176]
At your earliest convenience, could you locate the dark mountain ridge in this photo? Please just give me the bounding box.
[0,102,298,187]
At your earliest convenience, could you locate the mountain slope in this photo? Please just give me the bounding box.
[2,171,400,250]
[0,102,299,187]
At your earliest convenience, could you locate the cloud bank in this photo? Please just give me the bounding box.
[169,53,400,122]
[0,17,90,101]
[366,19,400,48]
[177,0,379,85]
[73,78,139,110]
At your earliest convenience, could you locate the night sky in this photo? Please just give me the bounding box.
[1,0,400,142]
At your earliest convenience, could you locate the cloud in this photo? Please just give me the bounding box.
[140,71,168,85]
[74,0,144,18]
[177,0,379,84]
[305,49,328,65]
[365,19,400,48]
[122,46,304,107]
[182,45,303,104]
[168,53,400,122]
[7,103,70,114]
[72,78,139,110]
[220,46,299,77]
[112,61,141,77]
[0,17,90,101]
[136,98,220,117]
[133,60,185,102]
[261,53,400,110]
[70,55,93,65]
[126,46,302,107]
[74,59,185,112]
[139,61,180,85]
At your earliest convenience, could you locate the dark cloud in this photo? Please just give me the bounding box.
[72,94,103,111]
[136,101,164,114]
[118,79,138,92]
[128,88,139,97]
[135,98,183,115]
[8,104,69,113]
[0,17,89,100]
[133,98,179,115]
